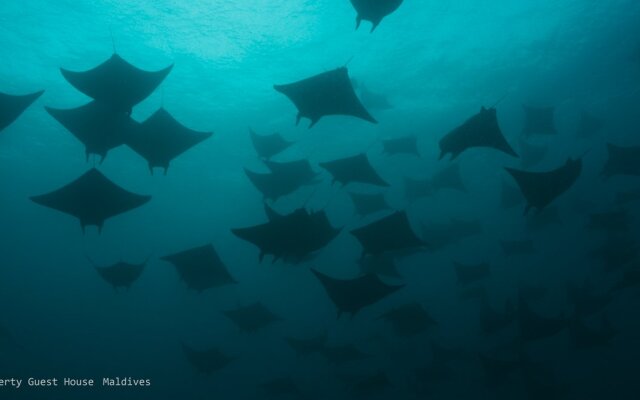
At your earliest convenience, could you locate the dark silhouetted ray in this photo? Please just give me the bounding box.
[348,191,391,216]
[232,208,340,263]
[382,136,419,156]
[569,316,616,349]
[454,262,490,285]
[379,302,436,336]
[350,0,404,32]
[431,163,467,192]
[439,107,518,160]
[501,239,535,255]
[161,244,236,293]
[126,108,212,175]
[285,332,327,357]
[505,158,582,214]
[182,343,233,375]
[311,269,403,317]
[30,168,150,233]
[501,178,525,209]
[320,153,388,187]
[576,112,603,139]
[0,90,44,133]
[522,105,557,137]
[249,128,293,160]
[321,343,369,365]
[421,218,482,250]
[60,53,172,113]
[46,101,134,162]
[351,211,426,256]
[517,297,565,341]
[274,67,376,127]
[223,302,280,333]
[358,254,402,279]
[88,257,147,290]
[602,143,640,178]
[519,137,548,169]
[587,209,630,233]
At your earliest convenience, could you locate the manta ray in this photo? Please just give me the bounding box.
[350,0,404,32]
[319,153,389,187]
[439,107,518,160]
[30,168,151,233]
[125,107,212,175]
[249,128,293,160]
[87,256,148,290]
[231,208,341,263]
[274,67,376,128]
[161,244,236,293]
[505,158,582,214]
[0,90,44,133]
[311,269,404,317]
[350,211,426,257]
[46,101,135,162]
[60,53,172,114]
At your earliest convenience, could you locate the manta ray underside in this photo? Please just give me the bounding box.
[231,208,341,263]
[320,153,389,187]
[161,244,236,293]
[60,53,172,114]
[439,107,518,160]
[350,211,426,257]
[46,101,135,162]
[311,269,404,317]
[274,67,376,128]
[505,158,582,215]
[30,168,151,233]
[350,0,404,32]
[0,90,44,133]
[126,107,212,175]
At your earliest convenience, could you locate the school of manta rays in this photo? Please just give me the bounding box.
[1,0,640,397]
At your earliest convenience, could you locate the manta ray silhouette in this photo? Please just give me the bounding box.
[350,0,404,32]
[60,53,172,114]
[311,269,404,317]
[274,67,376,128]
[30,168,151,233]
[45,101,135,163]
[0,90,44,133]
[126,107,212,175]
[439,107,518,160]
[505,158,582,214]
[161,244,236,293]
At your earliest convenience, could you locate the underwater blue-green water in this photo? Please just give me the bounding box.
[1,1,640,399]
